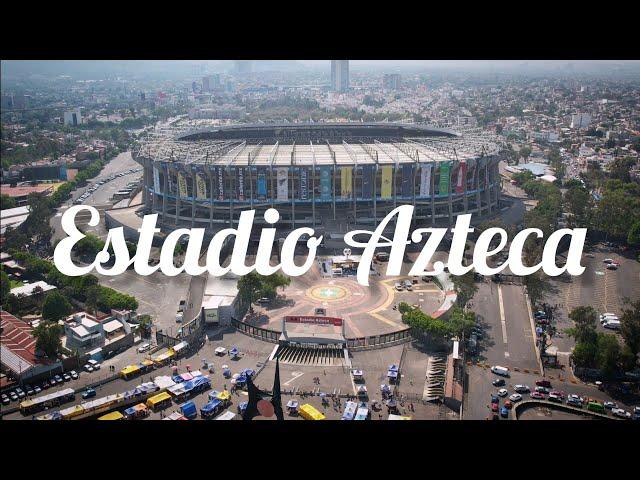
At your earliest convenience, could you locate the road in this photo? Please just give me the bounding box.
[50,151,141,244]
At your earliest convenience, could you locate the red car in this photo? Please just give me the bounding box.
[550,390,566,399]
[503,400,513,410]
[536,379,552,388]
[491,403,499,412]
[530,391,546,400]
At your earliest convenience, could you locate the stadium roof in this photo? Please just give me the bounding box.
[135,121,502,167]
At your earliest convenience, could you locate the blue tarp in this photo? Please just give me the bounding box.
[388,365,399,372]
[180,401,197,418]
[124,406,136,416]
[238,402,248,413]
[387,370,398,378]
[235,375,247,384]
[241,369,255,377]
[223,369,231,378]
[208,390,220,400]
[201,399,222,415]
[172,375,184,384]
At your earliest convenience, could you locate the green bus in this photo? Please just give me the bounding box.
[587,401,605,414]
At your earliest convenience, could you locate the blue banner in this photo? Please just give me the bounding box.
[320,167,332,201]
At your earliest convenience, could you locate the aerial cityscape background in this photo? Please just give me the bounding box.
[1,60,639,422]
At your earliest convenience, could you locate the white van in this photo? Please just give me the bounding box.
[491,366,510,377]
[603,320,621,330]
[600,314,619,324]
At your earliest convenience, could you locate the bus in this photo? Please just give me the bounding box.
[587,401,605,414]
[20,388,76,415]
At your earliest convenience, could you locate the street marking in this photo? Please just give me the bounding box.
[504,352,510,358]
[284,371,305,386]
[497,285,508,344]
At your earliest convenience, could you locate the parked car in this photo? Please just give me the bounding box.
[1,396,9,406]
[82,389,97,400]
[394,282,404,291]
[603,401,617,410]
[514,385,530,393]
[603,258,613,264]
[491,394,499,404]
[491,402,499,412]
[530,391,545,400]
[491,366,510,377]
[606,264,618,270]
[70,371,78,380]
[54,375,63,383]
[535,379,552,388]
[63,374,71,382]
[492,378,506,387]
[138,343,151,353]
[612,408,631,419]
[548,394,563,403]
[41,380,50,389]
[88,359,100,370]
[83,364,94,373]
[535,386,550,394]
[503,400,513,410]
[550,390,566,399]
[500,407,509,418]
[497,389,508,397]
[509,393,522,402]
[34,386,42,394]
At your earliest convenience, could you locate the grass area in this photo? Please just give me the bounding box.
[9,279,24,289]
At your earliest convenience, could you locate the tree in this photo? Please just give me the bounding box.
[0,268,11,306]
[32,321,63,359]
[519,145,532,162]
[1,194,16,210]
[620,300,640,356]
[566,306,598,345]
[452,271,478,306]
[596,333,622,378]
[447,306,477,339]
[85,285,101,317]
[607,156,637,183]
[627,221,640,247]
[42,290,73,323]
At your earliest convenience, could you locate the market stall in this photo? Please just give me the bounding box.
[286,399,299,415]
[146,392,172,410]
[201,399,223,419]
[354,407,369,420]
[180,400,198,419]
[98,411,124,420]
[341,401,357,420]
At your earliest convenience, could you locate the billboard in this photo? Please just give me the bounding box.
[284,315,343,327]
[236,167,245,201]
[438,162,450,197]
[153,166,161,193]
[177,171,188,198]
[401,164,413,197]
[256,168,267,200]
[419,164,432,197]
[299,167,309,201]
[196,172,207,200]
[381,165,393,199]
[320,166,332,200]
[276,167,288,200]
[456,161,466,194]
[340,166,352,199]
[216,167,225,201]
[361,165,374,199]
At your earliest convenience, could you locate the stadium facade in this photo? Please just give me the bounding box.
[133,122,503,234]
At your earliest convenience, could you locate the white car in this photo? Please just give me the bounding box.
[509,393,523,402]
[138,343,151,353]
[497,389,508,397]
[612,408,631,419]
[70,370,79,380]
[603,258,613,264]
[514,384,530,393]
[83,364,94,373]
[603,401,617,410]
[394,283,404,291]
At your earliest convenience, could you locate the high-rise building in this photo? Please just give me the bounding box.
[331,60,349,92]
[235,61,252,75]
[383,74,401,90]
[202,74,221,92]
[571,113,591,129]
[63,108,82,126]
[202,76,211,93]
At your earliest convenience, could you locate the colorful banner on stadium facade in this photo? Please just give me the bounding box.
[419,164,432,197]
[177,171,188,198]
[196,172,207,200]
[467,158,476,189]
[456,161,466,194]
[381,165,393,199]
[438,162,450,197]
[256,168,267,200]
[401,164,413,197]
[236,167,245,201]
[153,166,161,193]
[299,167,309,201]
[340,166,352,199]
[361,165,374,199]
[276,167,288,201]
[320,166,332,200]
[216,167,225,201]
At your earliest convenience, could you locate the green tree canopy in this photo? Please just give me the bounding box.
[32,321,63,359]
[42,290,73,322]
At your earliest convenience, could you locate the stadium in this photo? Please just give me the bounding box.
[133,122,503,235]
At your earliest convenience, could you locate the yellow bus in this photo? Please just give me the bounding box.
[98,411,125,420]
[146,391,172,410]
[298,403,325,420]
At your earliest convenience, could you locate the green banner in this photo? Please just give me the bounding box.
[438,162,450,197]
